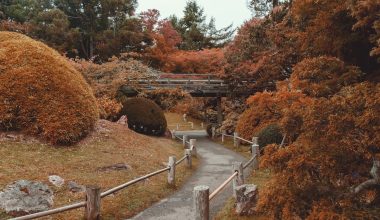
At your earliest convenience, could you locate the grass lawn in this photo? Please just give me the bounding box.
[165,112,206,131]
[0,120,197,219]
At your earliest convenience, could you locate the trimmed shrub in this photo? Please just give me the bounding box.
[119,97,167,136]
[0,31,99,145]
[257,124,283,148]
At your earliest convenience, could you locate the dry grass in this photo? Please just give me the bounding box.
[0,120,197,219]
[165,112,205,131]
[214,170,272,220]
[214,137,252,159]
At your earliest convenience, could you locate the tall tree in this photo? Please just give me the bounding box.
[249,0,291,17]
[170,0,234,50]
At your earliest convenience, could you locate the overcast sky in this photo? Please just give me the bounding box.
[136,0,253,29]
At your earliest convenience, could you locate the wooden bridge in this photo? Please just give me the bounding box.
[119,74,254,98]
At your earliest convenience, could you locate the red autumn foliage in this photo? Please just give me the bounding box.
[258,82,380,219]
[161,48,225,74]
[290,56,363,97]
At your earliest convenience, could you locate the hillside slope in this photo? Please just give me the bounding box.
[0,120,194,219]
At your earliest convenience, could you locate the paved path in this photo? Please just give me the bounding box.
[131,130,247,220]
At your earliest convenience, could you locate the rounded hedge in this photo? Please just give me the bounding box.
[119,97,167,136]
[0,32,99,145]
[257,124,283,148]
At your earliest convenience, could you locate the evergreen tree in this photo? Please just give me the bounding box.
[171,0,234,50]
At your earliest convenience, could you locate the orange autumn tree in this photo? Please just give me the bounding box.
[290,56,364,98]
[258,82,380,219]
[162,48,225,74]
[236,87,312,140]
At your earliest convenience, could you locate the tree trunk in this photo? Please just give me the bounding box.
[273,0,279,7]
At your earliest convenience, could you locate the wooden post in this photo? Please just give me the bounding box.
[194,185,209,220]
[190,139,197,156]
[212,127,216,139]
[183,135,188,148]
[234,132,240,147]
[85,185,101,220]
[168,156,176,186]
[185,149,192,168]
[252,137,260,170]
[177,124,180,130]
[221,130,226,143]
[232,162,244,198]
[171,130,176,139]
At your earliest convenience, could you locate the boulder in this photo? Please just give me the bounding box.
[0,180,53,216]
[97,163,132,172]
[67,181,85,193]
[235,184,258,216]
[48,175,64,187]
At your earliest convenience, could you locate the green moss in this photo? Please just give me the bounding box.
[119,97,167,136]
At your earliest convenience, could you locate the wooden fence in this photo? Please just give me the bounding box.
[194,132,260,220]
[10,137,198,220]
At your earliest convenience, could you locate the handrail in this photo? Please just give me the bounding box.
[209,172,238,201]
[176,155,188,165]
[101,167,170,197]
[243,155,257,169]
[11,202,86,220]
[236,136,253,144]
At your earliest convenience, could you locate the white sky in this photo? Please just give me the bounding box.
[136,0,253,29]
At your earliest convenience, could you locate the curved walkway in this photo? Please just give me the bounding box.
[131,130,247,220]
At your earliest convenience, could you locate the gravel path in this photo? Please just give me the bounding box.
[131,130,247,220]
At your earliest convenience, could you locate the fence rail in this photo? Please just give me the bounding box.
[10,135,198,220]
[209,171,238,201]
[194,131,261,220]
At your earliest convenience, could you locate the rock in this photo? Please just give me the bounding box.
[67,181,85,193]
[97,163,132,172]
[48,175,64,187]
[235,184,258,216]
[0,180,53,216]
[117,115,128,125]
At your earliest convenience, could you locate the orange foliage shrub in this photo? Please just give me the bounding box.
[162,48,225,74]
[258,82,380,218]
[0,32,99,145]
[97,97,122,121]
[291,56,363,97]
[236,90,311,140]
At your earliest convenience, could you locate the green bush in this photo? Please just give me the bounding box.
[257,124,283,148]
[119,97,167,136]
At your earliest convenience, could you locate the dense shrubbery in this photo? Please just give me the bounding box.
[160,49,225,74]
[119,97,167,136]
[140,89,190,111]
[291,56,363,97]
[0,32,99,145]
[257,124,283,148]
[231,1,380,217]
[97,97,122,122]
